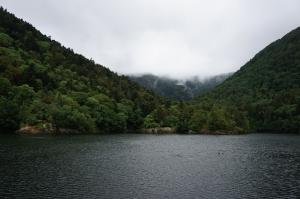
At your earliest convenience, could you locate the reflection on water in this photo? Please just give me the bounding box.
[0,134,299,199]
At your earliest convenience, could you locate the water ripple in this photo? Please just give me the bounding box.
[0,134,299,199]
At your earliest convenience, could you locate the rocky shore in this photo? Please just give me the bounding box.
[16,125,243,135]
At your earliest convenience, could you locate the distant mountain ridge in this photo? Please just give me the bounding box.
[0,7,249,135]
[0,6,298,134]
[130,73,232,100]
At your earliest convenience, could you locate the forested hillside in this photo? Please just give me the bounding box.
[202,27,300,133]
[1,7,298,134]
[0,7,165,133]
[0,7,250,134]
[130,73,232,100]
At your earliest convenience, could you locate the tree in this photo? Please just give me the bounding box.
[143,114,160,128]
[0,97,20,131]
[189,110,208,131]
[163,115,179,127]
[52,105,96,133]
[176,102,191,133]
[0,32,13,47]
[21,99,50,126]
[207,105,235,132]
[12,84,35,106]
[0,77,11,95]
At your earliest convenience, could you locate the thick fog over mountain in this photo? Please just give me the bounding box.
[1,0,300,78]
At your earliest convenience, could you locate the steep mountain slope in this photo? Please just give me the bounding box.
[202,27,300,133]
[0,7,250,134]
[1,6,297,134]
[130,73,232,100]
[0,7,163,133]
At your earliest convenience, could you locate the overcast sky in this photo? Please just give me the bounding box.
[1,0,300,79]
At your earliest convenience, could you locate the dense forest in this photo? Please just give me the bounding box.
[0,7,166,133]
[0,7,298,134]
[200,27,300,133]
[130,73,232,100]
[0,7,248,134]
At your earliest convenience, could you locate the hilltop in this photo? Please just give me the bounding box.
[201,27,300,133]
[130,73,232,100]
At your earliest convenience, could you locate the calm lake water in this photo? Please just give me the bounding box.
[0,134,299,199]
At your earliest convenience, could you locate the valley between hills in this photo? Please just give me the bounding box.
[0,7,299,135]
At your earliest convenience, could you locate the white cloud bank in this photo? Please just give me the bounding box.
[1,0,300,78]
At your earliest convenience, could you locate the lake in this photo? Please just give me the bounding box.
[0,134,299,199]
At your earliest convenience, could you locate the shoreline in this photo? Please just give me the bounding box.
[8,125,299,136]
[13,125,246,135]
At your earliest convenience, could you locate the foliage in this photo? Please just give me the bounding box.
[1,7,296,134]
[130,73,232,100]
[0,7,164,133]
[143,114,160,128]
[201,27,300,133]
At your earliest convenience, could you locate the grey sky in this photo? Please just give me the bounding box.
[1,0,300,78]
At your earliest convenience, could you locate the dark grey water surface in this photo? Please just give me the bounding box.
[0,134,300,199]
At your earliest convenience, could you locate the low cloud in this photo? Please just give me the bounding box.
[1,0,300,78]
